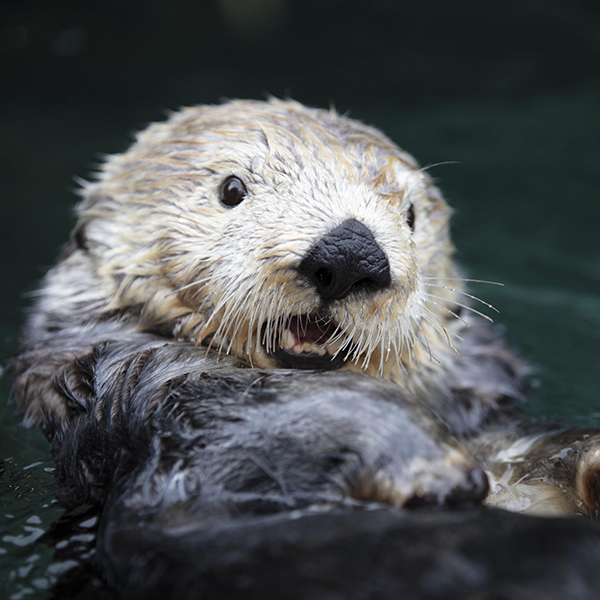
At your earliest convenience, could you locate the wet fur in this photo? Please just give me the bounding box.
[9,99,600,593]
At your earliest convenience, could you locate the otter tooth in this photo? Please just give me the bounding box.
[282,328,295,350]
[303,342,327,357]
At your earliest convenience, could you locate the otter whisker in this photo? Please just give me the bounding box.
[421,310,463,347]
[384,335,392,364]
[421,317,450,360]
[425,298,471,329]
[330,320,355,362]
[248,286,275,357]
[264,292,283,353]
[225,292,250,330]
[327,327,346,348]
[418,160,461,173]
[347,323,367,364]
[197,287,242,347]
[409,315,432,363]
[424,293,495,323]
[428,312,467,342]
[424,283,500,314]
[244,305,258,357]
[213,304,237,356]
[373,329,388,365]
[203,330,219,357]
[272,297,288,351]
[206,291,242,353]
[419,327,434,363]
[295,306,303,347]
[360,327,382,370]
[422,277,504,287]
[405,334,418,371]
[422,306,461,357]
[253,297,270,352]
[377,339,387,376]
[223,301,251,356]
[393,336,409,376]
[261,292,276,348]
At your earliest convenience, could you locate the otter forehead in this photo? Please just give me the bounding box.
[97,98,433,203]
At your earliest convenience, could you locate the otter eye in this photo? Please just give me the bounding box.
[406,204,415,231]
[220,176,247,207]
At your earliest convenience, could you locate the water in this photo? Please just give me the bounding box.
[0,382,63,599]
[1,0,599,596]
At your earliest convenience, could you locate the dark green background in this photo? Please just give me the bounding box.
[1,0,599,596]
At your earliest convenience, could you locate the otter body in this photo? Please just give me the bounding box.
[10,99,600,596]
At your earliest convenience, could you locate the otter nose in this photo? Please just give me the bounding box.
[299,219,391,301]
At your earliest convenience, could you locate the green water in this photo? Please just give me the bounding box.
[1,1,599,597]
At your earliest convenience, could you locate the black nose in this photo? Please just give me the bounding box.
[299,219,391,301]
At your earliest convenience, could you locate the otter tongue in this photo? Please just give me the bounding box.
[290,316,334,344]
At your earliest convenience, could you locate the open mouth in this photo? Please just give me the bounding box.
[265,314,349,370]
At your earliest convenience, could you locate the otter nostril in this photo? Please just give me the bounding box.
[315,268,334,290]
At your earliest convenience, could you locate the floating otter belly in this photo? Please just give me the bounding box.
[10,99,600,594]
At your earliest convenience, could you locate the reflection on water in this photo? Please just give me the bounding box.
[0,390,108,599]
[0,453,63,599]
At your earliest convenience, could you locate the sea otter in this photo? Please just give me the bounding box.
[15,98,516,427]
[9,98,600,596]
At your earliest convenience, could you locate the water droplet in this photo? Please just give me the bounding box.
[23,462,42,471]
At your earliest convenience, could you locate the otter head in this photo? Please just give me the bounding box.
[76,98,461,384]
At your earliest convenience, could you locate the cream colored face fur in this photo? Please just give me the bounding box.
[69,98,461,384]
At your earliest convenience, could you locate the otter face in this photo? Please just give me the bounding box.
[78,98,461,384]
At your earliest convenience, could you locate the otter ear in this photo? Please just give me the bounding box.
[57,222,88,260]
[72,222,88,251]
[59,193,115,259]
